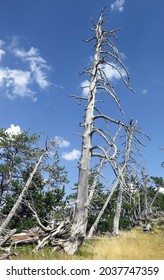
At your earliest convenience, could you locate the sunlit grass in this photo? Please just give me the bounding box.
[11,223,164,260]
[87,228,164,259]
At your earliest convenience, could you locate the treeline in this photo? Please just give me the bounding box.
[0,128,163,236]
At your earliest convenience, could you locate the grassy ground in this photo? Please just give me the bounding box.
[11,220,164,260]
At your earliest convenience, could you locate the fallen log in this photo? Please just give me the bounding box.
[0,229,16,246]
[0,251,17,260]
[0,221,73,254]
[32,221,68,253]
[9,227,46,247]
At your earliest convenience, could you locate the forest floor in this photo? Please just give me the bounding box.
[10,218,164,260]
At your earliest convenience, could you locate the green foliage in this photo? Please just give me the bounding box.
[150,176,164,186]
[119,216,132,229]
[154,193,164,211]
[150,176,164,211]
[0,128,41,207]
[87,177,117,233]
[87,171,164,234]
[1,126,164,236]
[2,154,68,231]
[0,128,69,231]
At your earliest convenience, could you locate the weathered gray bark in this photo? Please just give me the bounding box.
[87,178,119,238]
[63,7,132,254]
[63,12,103,255]
[0,149,47,236]
[140,164,150,222]
[87,127,121,237]
[0,229,16,246]
[113,121,136,235]
[0,250,16,260]
[113,183,123,235]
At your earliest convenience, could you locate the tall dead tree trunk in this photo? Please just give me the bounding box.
[63,11,103,255]
[63,7,132,254]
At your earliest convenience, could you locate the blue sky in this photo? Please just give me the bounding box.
[0,0,164,191]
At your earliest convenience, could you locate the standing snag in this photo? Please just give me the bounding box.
[63,7,133,254]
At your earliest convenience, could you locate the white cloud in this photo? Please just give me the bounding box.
[0,68,35,100]
[81,62,126,96]
[13,46,51,90]
[54,136,70,148]
[13,46,38,58]
[0,49,5,61]
[62,149,81,161]
[81,80,90,97]
[111,0,125,12]
[0,69,5,86]
[103,63,126,81]
[0,38,51,101]
[6,124,21,136]
[159,187,164,194]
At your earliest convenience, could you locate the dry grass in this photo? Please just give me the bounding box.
[86,228,164,259]
[11,224,164,260]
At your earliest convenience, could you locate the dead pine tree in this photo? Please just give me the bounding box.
[112,120,137,235]
[112,118,150,235]
[63,7,133,254]
[140,163,152,224]
[87,125,122,238]
[87,120,141,238]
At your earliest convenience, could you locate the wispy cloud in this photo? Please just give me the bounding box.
[62,149,81,161]
[0,40,5,48]
[13,46,51,90]
[0,37,51,101]
[137,88,148,95]
[141,89,148,95]
[54,136,70,148]
[111,0,125,13]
